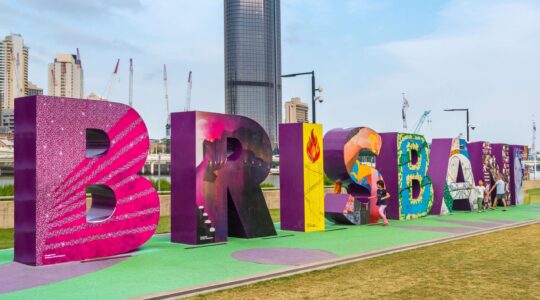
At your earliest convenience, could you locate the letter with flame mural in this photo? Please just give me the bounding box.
[170,111,276,244]
[428,138,476,214]
[323,127,384,225]
[378,133,433,220]
[14,96,160,266]
[279,123,325,232]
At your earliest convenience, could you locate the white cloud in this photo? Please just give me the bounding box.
[320,0,540,146]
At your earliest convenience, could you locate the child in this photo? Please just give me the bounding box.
[488,173,508,211]
[475,179,487,212]
[370,180,390,226]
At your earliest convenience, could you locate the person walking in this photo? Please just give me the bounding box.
[488,174,508,211]
[370,180,391,226]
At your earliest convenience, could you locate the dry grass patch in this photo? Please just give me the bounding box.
[192,223,540,300]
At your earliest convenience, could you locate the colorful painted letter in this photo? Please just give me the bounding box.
[279,123,325,232]
[429,138,476,214]
[378,133,433,220]
[170,111,276,245]
[14,96,159,266]
[491,144,511,204]
[468,142,497,196]
[509,145,527,205]
[323,127,383,225]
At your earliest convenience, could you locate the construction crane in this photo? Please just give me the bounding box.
[413,110,431,134]
[184,70,192,111]
[76,48,82,67]
[102,59,120,99]
[129,58,133,107]
[163,64,171,139]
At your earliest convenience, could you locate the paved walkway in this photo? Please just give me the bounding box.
[0,205,538,300]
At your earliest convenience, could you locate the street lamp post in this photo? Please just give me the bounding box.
[281,71,322,123]
[444,108,470,141]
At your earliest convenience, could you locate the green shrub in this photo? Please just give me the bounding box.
[324,175,334,186]
[0,184,14,198]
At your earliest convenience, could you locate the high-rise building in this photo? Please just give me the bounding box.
[224,0,282,148]
[86,92,103,100]
[48,53,83,98]
[0,34,29,111]
[284,97,309,123]
[26,81,43,96]
[1,109,14,132]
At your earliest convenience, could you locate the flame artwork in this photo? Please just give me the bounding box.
[306,129,321,163]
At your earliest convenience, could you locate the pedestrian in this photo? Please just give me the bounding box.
[370,180,390,226]
[488,173,508,211]
[475,179,487,212]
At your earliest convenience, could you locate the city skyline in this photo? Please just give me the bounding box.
[0,0,538,146]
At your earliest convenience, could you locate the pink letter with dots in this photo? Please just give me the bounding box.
[14,96,160,266]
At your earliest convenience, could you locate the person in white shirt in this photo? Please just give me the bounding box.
[475,179,487,212]
[488,174,508,211]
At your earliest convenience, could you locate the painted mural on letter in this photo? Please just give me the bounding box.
[396,133,434,220]
[170,111,276,245]
[323,127,383,225]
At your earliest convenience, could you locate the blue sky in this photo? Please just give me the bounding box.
[1,0,538,146]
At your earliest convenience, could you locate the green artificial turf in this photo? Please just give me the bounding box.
[0,205,538,300]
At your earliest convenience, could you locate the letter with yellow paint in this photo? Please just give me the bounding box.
[279,123,325,232]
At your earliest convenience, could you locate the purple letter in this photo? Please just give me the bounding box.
[170,111,276,244]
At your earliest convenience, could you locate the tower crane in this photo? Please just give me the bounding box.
[413,110,431,134]
[76,48,82,67]
[129,58,133,107]
[184,70,192,111]
[102,59,120,99]
[163,64,171,139]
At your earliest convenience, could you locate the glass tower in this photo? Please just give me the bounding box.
[224,0,281,148]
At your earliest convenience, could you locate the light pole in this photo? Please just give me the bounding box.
[444,108,470,141]
[157,151,161,193]
[281,71,323,123]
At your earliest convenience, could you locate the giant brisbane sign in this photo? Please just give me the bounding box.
[13,96,527,265]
